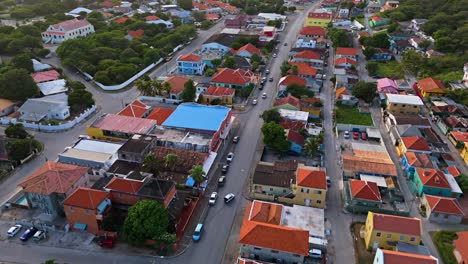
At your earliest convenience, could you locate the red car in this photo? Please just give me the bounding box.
[361,132,368,140]
[353,132,359,140]
[98,237,115,248]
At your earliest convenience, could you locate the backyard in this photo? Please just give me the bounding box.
[376,61,404,79]
[351,222,374,264]
[335,103,374,126]
[432,230,458,264]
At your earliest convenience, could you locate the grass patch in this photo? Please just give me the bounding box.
[335,103,373,126]
[356,16,365,25]
[351,222,374,264]
[432,230,458,264]
[376,61,404,79]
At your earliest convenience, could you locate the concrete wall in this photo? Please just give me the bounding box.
[138,96,181,104]
[240,244,305,264]
[336,123,375,132]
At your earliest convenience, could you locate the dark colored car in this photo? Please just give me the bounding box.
[222,164,229,173]
[353,132,360,140]
[98,237,115,248]
[233,136,240,143]
[20,227,38,242]
[361,132,368,140]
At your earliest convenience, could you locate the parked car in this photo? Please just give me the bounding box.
[7,224,22,238]
[326,176,331,187]
[322,74,327,80]
[192,223,203,241]
[218,176,226,186]
[209,192,218,205]
[20,227,38,242]
[265,69,270,75]
[233,136,240,143]
[224,193,235,203]
[98,237,115,248]
[262,92,267,99]
[226,152,234,163]
[33,230,46,241]
[309,249,323,259]
[252,99,258,105]
[344,131,350,139]
[284,42,288,46]
[222,164,229,173]
[269,77,274,82]
[361,132,368,140]
[261,77,267,83]
[353,132,360,140]
[273,53,277,58]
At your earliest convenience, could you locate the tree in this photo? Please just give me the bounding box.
[291,65,298,75]
[419,39,431,51]
[177,0,193,10]
[328,28,351,47]
[211,58,222,68]
[42,260,58,264]
[456,174,468,194]
[68,88,95,113]
[164,153,179,171]
[286,84,314,98]
[11,53,34,72]
[6,139,36,162]
[0,69,38,100]
[223,56,236,69]
[261,109,281,123]
[366,61,378,75]
[261,122,290,152]
[5,124,29,139]
[189,165,205,184]
[121,200,170,245]
[402,50,427,76]
[363,46,376,60]
[192,10,206,22]
[141,154,161,176]
[303,134,323,158]
[180,79,196,102]
[136,79,153,96]
[143,49,161,66]
[280,61,291,76]
[351,81,377,103]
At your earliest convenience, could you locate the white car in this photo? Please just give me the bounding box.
[252,99,258,105]
[224,193,235,203]
[226,152,234,163]
[262,93,267,99]
[309,248,323,259]
[7,224,22,238]
[209,192,218,205]
[273,53,277,58]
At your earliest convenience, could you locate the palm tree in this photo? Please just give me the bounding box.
[151,81,163,96]
[136,79,152,96]
[141,153,161,176]
[303,137,319,159]
[189,165,205,184]
[42,260,57,264]
[162,82,172,97]
[164,153,179,171]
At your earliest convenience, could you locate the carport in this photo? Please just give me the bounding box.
[366,128,381,142]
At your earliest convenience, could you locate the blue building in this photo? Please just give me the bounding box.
[201,33,237,55]
[410,168,462,199]
[401,152,437,179]
[286,130,305,154]
[177,53,205,75]
[371,48,392,61]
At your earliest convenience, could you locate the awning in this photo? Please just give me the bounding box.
[73,222,87,231]
[359,174,387,188]
[185,176,195,187]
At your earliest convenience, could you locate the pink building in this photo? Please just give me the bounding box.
[377,78,398,94]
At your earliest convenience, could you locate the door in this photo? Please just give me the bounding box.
[305,199,311,206]
[373,241,379,250]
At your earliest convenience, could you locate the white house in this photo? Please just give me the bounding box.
[145,15,174,28]
[373,248,438,264]
[18,97,70,122]
[41,19,95,44]
[295,38,317,48]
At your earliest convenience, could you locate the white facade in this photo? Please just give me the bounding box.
[295,38,317,48]
[41,19,95,44]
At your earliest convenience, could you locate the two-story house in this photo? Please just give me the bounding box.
[396,136,431,157]
[304,12,332,28]
[290,50,323,70]
[411,168,461,198]
[417,77,447,98]
[386,94,424,115]
[176,53,206,75]
[348,179,382,209]
[421,194,464,224]
[288,62,317,80]
[278,75,307,91]
[41,18,95,44]
[334,57,357,69]
[18,162,89,216]
[362,212,422,251]
[298,26,326,39]
[335,47,358,61]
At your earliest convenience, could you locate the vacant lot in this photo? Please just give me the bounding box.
[351,222,374,264]
[376,61,404,79]
[432,230,458,264]
[336,103,373,126]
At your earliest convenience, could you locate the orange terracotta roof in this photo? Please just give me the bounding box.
[236,43,261,56]
[117,99,149,118]
[31,70,60,83]
[177,53,202,62]
[105,177,143,194]
[63,187,109,210]
[342,150,397,176]
[404,152,435,169]
[127,29,144,38]
[239,201,309,256]
[307,12,331,19]
[205,13,219,20]
[380,249,438,264]
[335,87,349,99]
[288,62,317,76]
[0,98,14,111]
[299,26,326,36]
[349,179,381,201]
[334,57,357,66]
[293,50,321,60]
[165,76,190,94]
[249,200,282,225]
[193,1,210,10]
[146,107,174,125]
[454,232,468,264]
[418,77,446,92]
[279,75,307,87]
[18,162,88,195]
[274,95,301,109]
[416,168,450,189]
[401,136,430,151]
[450,131,468,142]
[236,258,263,264]
[371,212,421,236]
[100,0,114,8]
[211,68,253,85]
[296,167,326,189]
[425,194,464,216]
[114,17,129,24]
[145,15,160,21]
[336,47,358,56]
[447,165,461,177]
[204,86,235,96]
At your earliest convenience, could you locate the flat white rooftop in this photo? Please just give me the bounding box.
[281,205,325,239]
[387,94,424,106]
[279,109,309,122]
[73,139,123,154]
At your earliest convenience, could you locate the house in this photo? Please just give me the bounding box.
[201,86,235,105]
[234,43,261,58]
[288,62,317,80]
[448,131,468,148]
[193,1,210,10]
[125,29,144,40]
[342,143,397,177]
[117,99,150,118]
[367,1,382,13]
[377,78,398,94]
[438,117,468,135]
[390,39,413,55]
[290,50,323,69]
[164,76,191,100]
[201,34,238,54]
[373,249,438,264]
[385,113,431,130]
[63,187,111,234]
[0,99,15,117]
[118,135,156,163]
[425,49,444,58]
[278,75,307,91]
[65,7,92,17]
[395,79,412,91]
[380,0,399,11]
[113,17,129,24]
[411,168,461,198]
[388,124,423,145]
[335,87,351,101]
[446,166,462,178]
[421,194,464,224]
[41,18,95,44]
[86,114,157,141]
[396,136,431,157]
[274,96,301,111]
[461,142,468,166]
[31,70,61,83]
[298,26,326,39]
[210,68,254,89]
[333,68,359,85]
[224,14,251,28]
[386,94,424,115]
[417,77,447,98]
[32,59,52,72]
[369,16,390,28]
[336,47,358,61]
[176,53,206,75]
[18,162,89,216]
[37,79,67,96]
[430,103,467,118]
[18,97,70,122]
[168,8,193,24]
[145,15,174,28]
[409,37,425,50]
[453,231,468,264]
[259,26,276,42]
[300,98,322,119]
[279,109,309,130]
[334,57,357,69]
[286,129,305,154]
[233,56,252,71]
[348,179,382,208]
[401,152,436,179]
[362,212,422,250]
[304,12,332,28]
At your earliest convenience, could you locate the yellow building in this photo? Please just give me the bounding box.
[396,136,431,157]
[284,165,327,208]
[461,142,468,166]
[305,12,332,28]
[386,94,423,115]
[86,114,157,141]
[417,77,446,98]
[362,212,422,251]
[201,86,235,105]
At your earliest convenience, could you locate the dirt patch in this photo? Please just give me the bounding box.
[351,222,374,264]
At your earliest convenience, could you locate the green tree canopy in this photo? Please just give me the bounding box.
[261,109,281,123]
[5,124,29,139]
[223,56,236,69]
[141,154,162,176]
[286,84,314,98]
[0,69,38,100]
[177,0,193,10]
[164,153,179,171]
[328,28,351,48]
[6,138,39,162]
[11,53,34,72]
[261,122,290,152]
[351,81,377,103]
[189,165,205,184]
[180,79,196,102]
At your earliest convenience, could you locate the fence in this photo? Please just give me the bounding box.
[0,105,96,132]
[16,219,58,232]
[336,123,375,132]
[138,96,181,104]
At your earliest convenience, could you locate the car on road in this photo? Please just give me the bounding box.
[344,131,350,139]
[309,249,323,259]
[262,92,267,99]
[326,176,331,187]
[361,132,368,140]
[353,132,360,140]
[284,42,288,46]
[273,53,277,58]
[224,193,235,203]
[209,192,218,205]
[218,176,226,186]
[192,223,203,241]
[98,237,115,248]
[252,99,258,105]
[7,224,22,238]
[20,227,38,242]
[33,230,46,241]
[221,164,229,173]
[265,69,270,75]
[233,136,240,143]
[269,77,273,82]
[324,61,328,67]
[322,74,327,80]
[226,152,234,163]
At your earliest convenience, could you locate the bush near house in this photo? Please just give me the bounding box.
[335,103,373,126]
[432,230,457,264]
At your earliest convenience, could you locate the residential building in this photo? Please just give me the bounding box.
[201,33,238,54]
[31,70,60,83]
[37,79,67,96]
[273,96,301,111]
[334,67,359,85]
[411,168,461,198]
[164,76,191,100]
[145,15,174,28]
[146,107,174,125]
[210,68,254,89]
[438,117,468,135]
[348,179,382,208]
[290,50,323,69]
[421,194,464,224]
[278,109,309,130]
[371,48,392,61]
[377,78,398,94]
[259,26,276,42]
[448,131,468,148]
[63,187,111,234]
[18,161,89,216]
[286,129,305,154]
[386,94,424,115]
[401,152,436,179]
[0,98,15,117]
[342,142,397,178]
[298,26,326,39]
[118,135,156,163]
[86,114,157,141]
[373,248,438,264]
[300,98,322,118]
[335,87,351,101]
[304,12,332,28]
[369,16,390,28]
[453,231,468,264]
[362,212,422,250]
[335,47,358,61]
[233,43,261,58]
[125,29,144,40]
[278,75,307,91]
[334,57,357,69]
[396,136,431,157]
[461,142,468,166]
[288,165,327,208]
[177,53,206,75]
[417,77,447,98]
[201,86,235,105]
[288,62,317,80]
[41,18,95,44]
[117,99,151,118]
[18,97,70,122]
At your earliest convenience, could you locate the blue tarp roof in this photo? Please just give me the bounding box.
[73,222,87,230]
[97,199,110,212]
[185,176,195,187]
[162,103,230,132]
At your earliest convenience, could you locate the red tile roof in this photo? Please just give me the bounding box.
[404,152,435,169]
[165,76,190,94]
[127,29,144,38]
[296,167,326,189]
[293,50,321,60]
[204,86,235,96]
[425,194,464,216]
[105,177,143,194]
[236,258,263,264]
[177,53,202,62]
[236,43,261,56]
[287,129,305,146]
[146,107,174,125]
[447,165,461,177]
[145,15,160,21]
[114,17,129,24]
[49,19,92,31]
[416,168,450,189]
[299,26,326,36]
[63,187,109,210]
[380,249,438,264]
[205,13,219,21]
[336,47,358,56]
[349,179,381,201]
[239,201,309,256]
[18,162,88,195]
[454,232,468,264]
[117,100,149,118]
[279,75,307,87]
[193,1,210,10]
[418,77,446,92]
[307,12,332,19]
[91,114,157,135]
[450,131,468,142]
[288,62,317,76]
[31,70,60,83]
[401,136,430,151]
[334,57,357,66]
[211,68,253,85]
[100,0,114,8]
[274,96,301,110]
[370,212,421,236]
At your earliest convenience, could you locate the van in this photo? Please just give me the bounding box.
[309,248,323,259]
[33,230,46,241]
[192,223,203,241]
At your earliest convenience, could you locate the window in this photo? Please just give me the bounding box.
[271,250,279,253]
[315,190,322,194]
[119,193,123,198]
[301,188,310,193]
[270,188,273,191]
[254,247,261,251]
[70,207,74,212]
[386,234,392,239]
[399,235,405,241]
[316,200,321,204]
[410,237,415,242]
[376,232,381,237]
